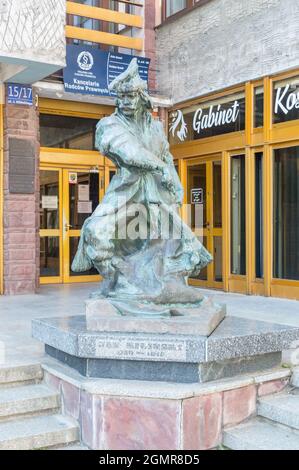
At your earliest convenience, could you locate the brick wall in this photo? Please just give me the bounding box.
[3,98,40,295]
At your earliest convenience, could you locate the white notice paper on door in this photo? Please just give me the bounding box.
[78,201,92,214]
[42,195,58,210]
[78,184,89,201]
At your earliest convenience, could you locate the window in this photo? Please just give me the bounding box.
[67,0,119,49]
[254,86,264,128]
[273,146,299,280]
[255,153,264,278]
[40,114,98,151]
[71,1,101,29]
[166,0,187,18]
[163,1,205,21]
[231,155,246,276]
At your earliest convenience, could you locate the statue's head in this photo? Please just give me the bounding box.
[109,58,153,118]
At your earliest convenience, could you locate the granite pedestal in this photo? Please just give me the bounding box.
[32,315,299,384]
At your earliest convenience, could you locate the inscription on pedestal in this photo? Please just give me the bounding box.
[96,336,187,361]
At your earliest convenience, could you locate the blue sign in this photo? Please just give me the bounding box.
[7,84,33,105]
[63,45,151,97]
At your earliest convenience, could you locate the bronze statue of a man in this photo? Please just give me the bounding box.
[72,59,213,316]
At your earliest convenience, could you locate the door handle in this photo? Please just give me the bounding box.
[65,223,73,232]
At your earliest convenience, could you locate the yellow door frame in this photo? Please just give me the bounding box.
[38,98,115,286]
[40,163,105,285]
[185,154,224,290]
[269,140,299,300]
[40,167,63,285]
[62,167,102,284]
[227,149,247,295]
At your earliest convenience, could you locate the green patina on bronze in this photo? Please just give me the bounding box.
[72,59,213,316]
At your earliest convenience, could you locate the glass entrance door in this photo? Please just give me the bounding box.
[40,168,62,283]
[62,169,102,283]
[187,156,223,289]
[40,167,104,284]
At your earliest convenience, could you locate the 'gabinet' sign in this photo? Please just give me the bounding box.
[274,84,299,115]
[170,100,242,142]
[193,101,240,134]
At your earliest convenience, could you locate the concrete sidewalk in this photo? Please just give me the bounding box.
[0,283,298,365]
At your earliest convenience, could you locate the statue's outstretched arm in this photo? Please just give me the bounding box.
[109,148,164,172]
[97,122,165,172]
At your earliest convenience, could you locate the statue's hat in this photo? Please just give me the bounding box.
[108,58,148,94]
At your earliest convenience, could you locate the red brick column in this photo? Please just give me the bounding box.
[144,0,157,91]
[3,97,40,295]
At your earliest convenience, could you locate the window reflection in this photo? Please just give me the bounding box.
[231,155,246,276]
[166,0,186,18]
[254,86,264,128]
[40,170,59,230]
[40,114,98,150]
[69,172,99,229]
[255,153,263,278]
[273,147,299,280]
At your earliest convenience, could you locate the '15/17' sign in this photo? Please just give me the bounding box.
[7,84,33,106]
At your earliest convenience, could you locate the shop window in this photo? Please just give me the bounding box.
[255,153,264,278]
[169,91,246,145]
[273,76,299,124]
[40,114,98,151]
[214,236,223,282]
[40,237,60,277]
[231,155,246,276]
[273,146,299,281]
[188,163,207,230]
[69,172,100,229]
[213,161,222,229]
[109,169,117,183]
[40,170,60,230]
[254,86,264,128]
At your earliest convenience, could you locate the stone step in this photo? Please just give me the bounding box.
[291,367,299,387]
[52,443,89,450]
[0,363,43,387]
[223,417,299,450]
[0,384,60,420]
[0,414,79,450]
[258,388,299,430]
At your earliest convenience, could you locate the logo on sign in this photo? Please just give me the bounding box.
[77,51,94,71]
[169,110,188,142]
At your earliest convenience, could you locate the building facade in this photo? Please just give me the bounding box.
[0,0,159,295]
[156,0,299,300]
[0,0,298,301]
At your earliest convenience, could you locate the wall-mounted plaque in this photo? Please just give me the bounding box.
[9,138,36,194]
